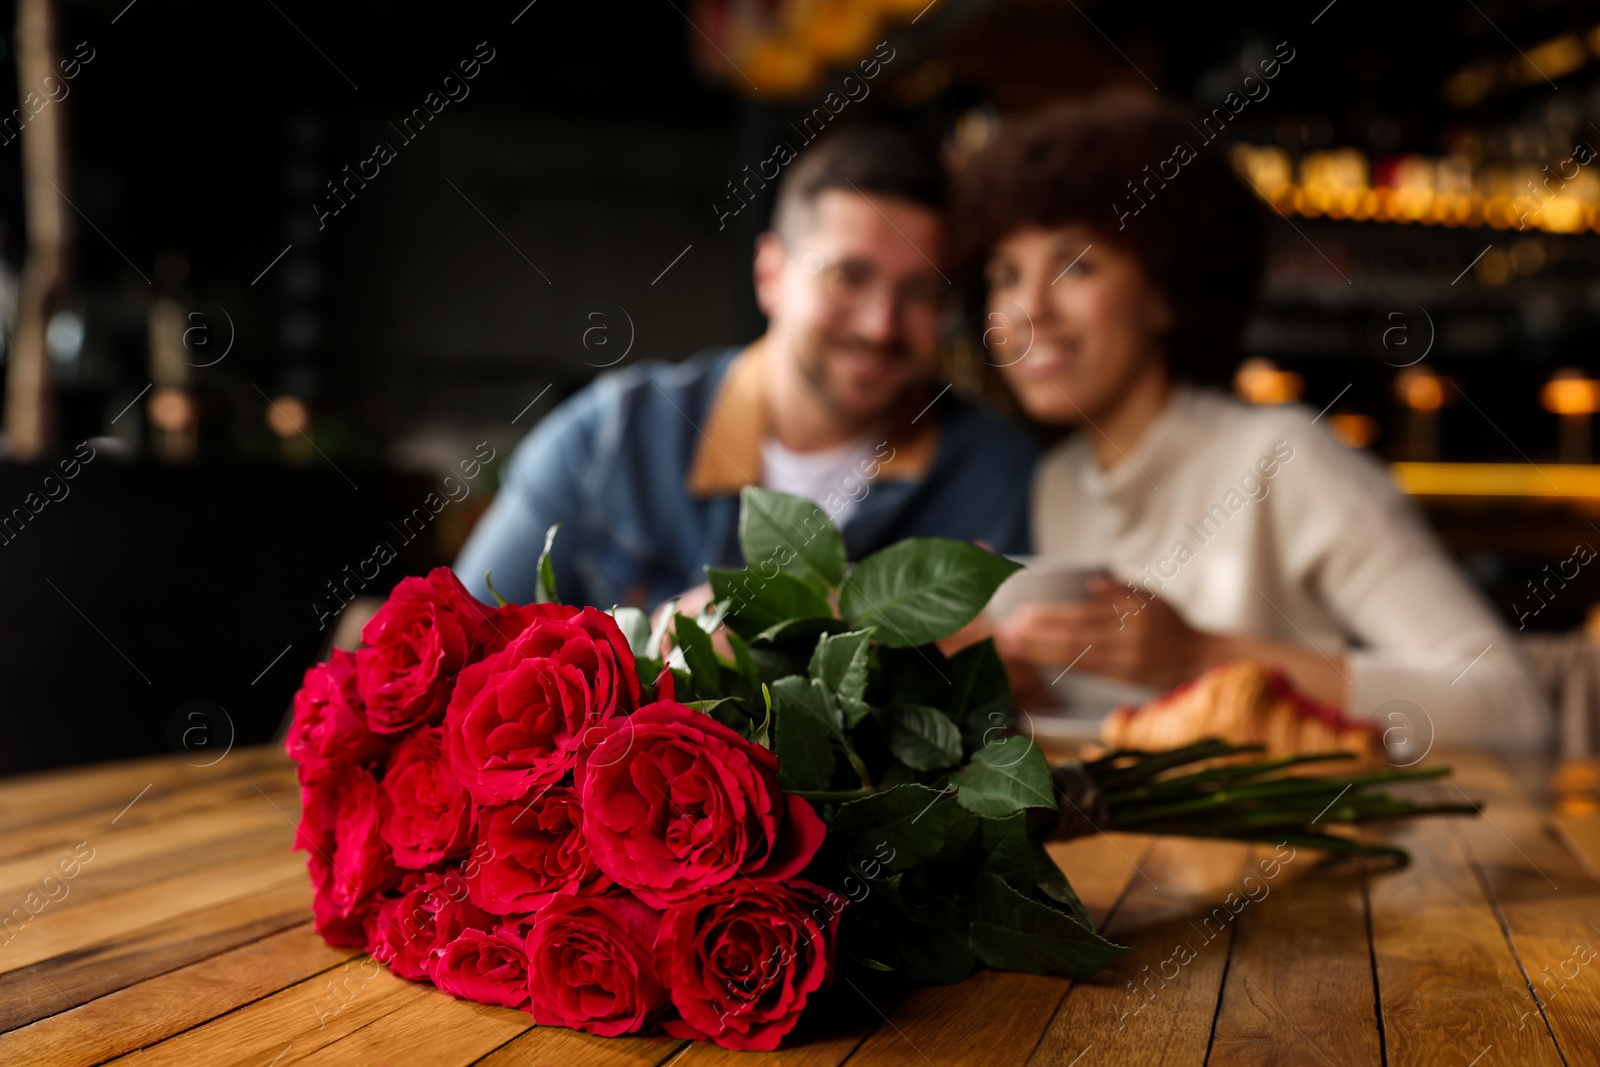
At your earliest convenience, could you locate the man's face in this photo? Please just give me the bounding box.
[755,190,947,422]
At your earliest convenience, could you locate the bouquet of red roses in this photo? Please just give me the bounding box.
[286,488,1471,1050]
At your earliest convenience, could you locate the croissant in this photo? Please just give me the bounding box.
[1099,661,1382,762]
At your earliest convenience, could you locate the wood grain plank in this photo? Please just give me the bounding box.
[1366,777,1563,1067]
[295,986,529,1066]
[0,803,294,907]
[1026,838,1253,1066]
[0,879,312,1032]
[0,849,305,974]
[0,923,355,1066]
[0,772,299,862]
[0,746,289,833]
[1208,845,1381,1067]
[1551,812,1600,882]
[1449,751,1600,1063]
[473,1027,685,1067]
[1050,831,1158,929]
[100,956,433,1066]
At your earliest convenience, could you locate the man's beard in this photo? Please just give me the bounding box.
[796,337,917,423]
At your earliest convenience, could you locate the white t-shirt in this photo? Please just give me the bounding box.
[760,435,878,527]
[1031,386,1552,750]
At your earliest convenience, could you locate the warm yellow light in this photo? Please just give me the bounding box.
[149,387,196,432]
[1515,36,1588,84]
[1396,369,1445,411]
[1543,371,1600,416]
[1329,413,1379,449]
[1301,149,1368,191]
[744,37,816,96]
[1391,462,1600,500]
[266,395,310,438]
[800,0,878,63]
[1234,358,1304,405]
[1233,145,1293,201]
[1510,239,1547,275]
[1476,248,1513,285]
[1443,65,1495,108]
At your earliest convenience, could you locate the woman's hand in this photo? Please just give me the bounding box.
[993,576,1210,690]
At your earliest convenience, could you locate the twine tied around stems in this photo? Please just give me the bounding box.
[1048,761,1109,841]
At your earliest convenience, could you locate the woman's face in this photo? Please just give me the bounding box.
[983,225,1172,425]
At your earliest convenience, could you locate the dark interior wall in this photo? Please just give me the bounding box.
[0,461,440,776]
[331,113,748,432]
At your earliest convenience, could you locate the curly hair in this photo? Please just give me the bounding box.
[952,94,1265,387]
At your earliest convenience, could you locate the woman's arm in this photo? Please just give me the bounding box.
[993,580,1350,707]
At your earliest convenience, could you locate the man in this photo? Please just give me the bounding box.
[454,123,1037,611]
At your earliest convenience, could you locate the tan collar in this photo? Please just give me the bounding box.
[685,340,941,498]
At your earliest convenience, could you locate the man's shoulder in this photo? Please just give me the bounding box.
[509,347,740,469]
[586,347,740,409]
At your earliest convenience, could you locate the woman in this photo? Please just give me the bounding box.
[955,96,1551,749]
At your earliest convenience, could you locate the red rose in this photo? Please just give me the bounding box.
[368,867,494,980]
[524,895,667,1037]
[285,650,387,784]
[296,769,397,943]
[467,789,610,915]
[445,608,639,805]
[379,726,472,869]
[367,876,444,980]
[472,601,582,655]
[657,879,842,1051]
[578,702,826,908]
[357,568,484,734]
[435,858,497,947]
[434,925,531,1008]
[307,859,375,948]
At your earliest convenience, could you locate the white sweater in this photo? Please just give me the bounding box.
[1031,386,1553,750]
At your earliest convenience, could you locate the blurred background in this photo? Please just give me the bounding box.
[4,0,1600,775]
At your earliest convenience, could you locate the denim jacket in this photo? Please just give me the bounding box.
[454,344,1037,611]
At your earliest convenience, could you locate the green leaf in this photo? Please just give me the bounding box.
[1032,843,1092,927]
[883,705,962,771]
[850,955,895,973]
[972,812,1035,888]
[746,644,812,686]
[634,655,665,695]
[950,736,1056,817]
[686,697,752,735]
[934,801,982,862]
[769,676,838,791]
[645,599,677,665]
[672,614,722,700]
[809,629,874,727]
[739,486,847,591]
[683,697,740,715]
[483,571,509,608]
[892,887,977,984]
[610,606,653,660]
[750,683,772,749]
[535,524,561,604]
[950,639,1012,728]
[708,568,834,641]
[752,616,850,646]
[830,784,957,871]
[725,630,761,689]
[840,539,1021,648]
[967,872,1127,977]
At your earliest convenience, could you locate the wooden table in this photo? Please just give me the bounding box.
[3,745,1599,1066]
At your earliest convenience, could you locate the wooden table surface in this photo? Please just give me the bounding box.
[2,745,1598,1067]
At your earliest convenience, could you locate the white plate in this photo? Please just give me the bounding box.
[1014,708,1108,743]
